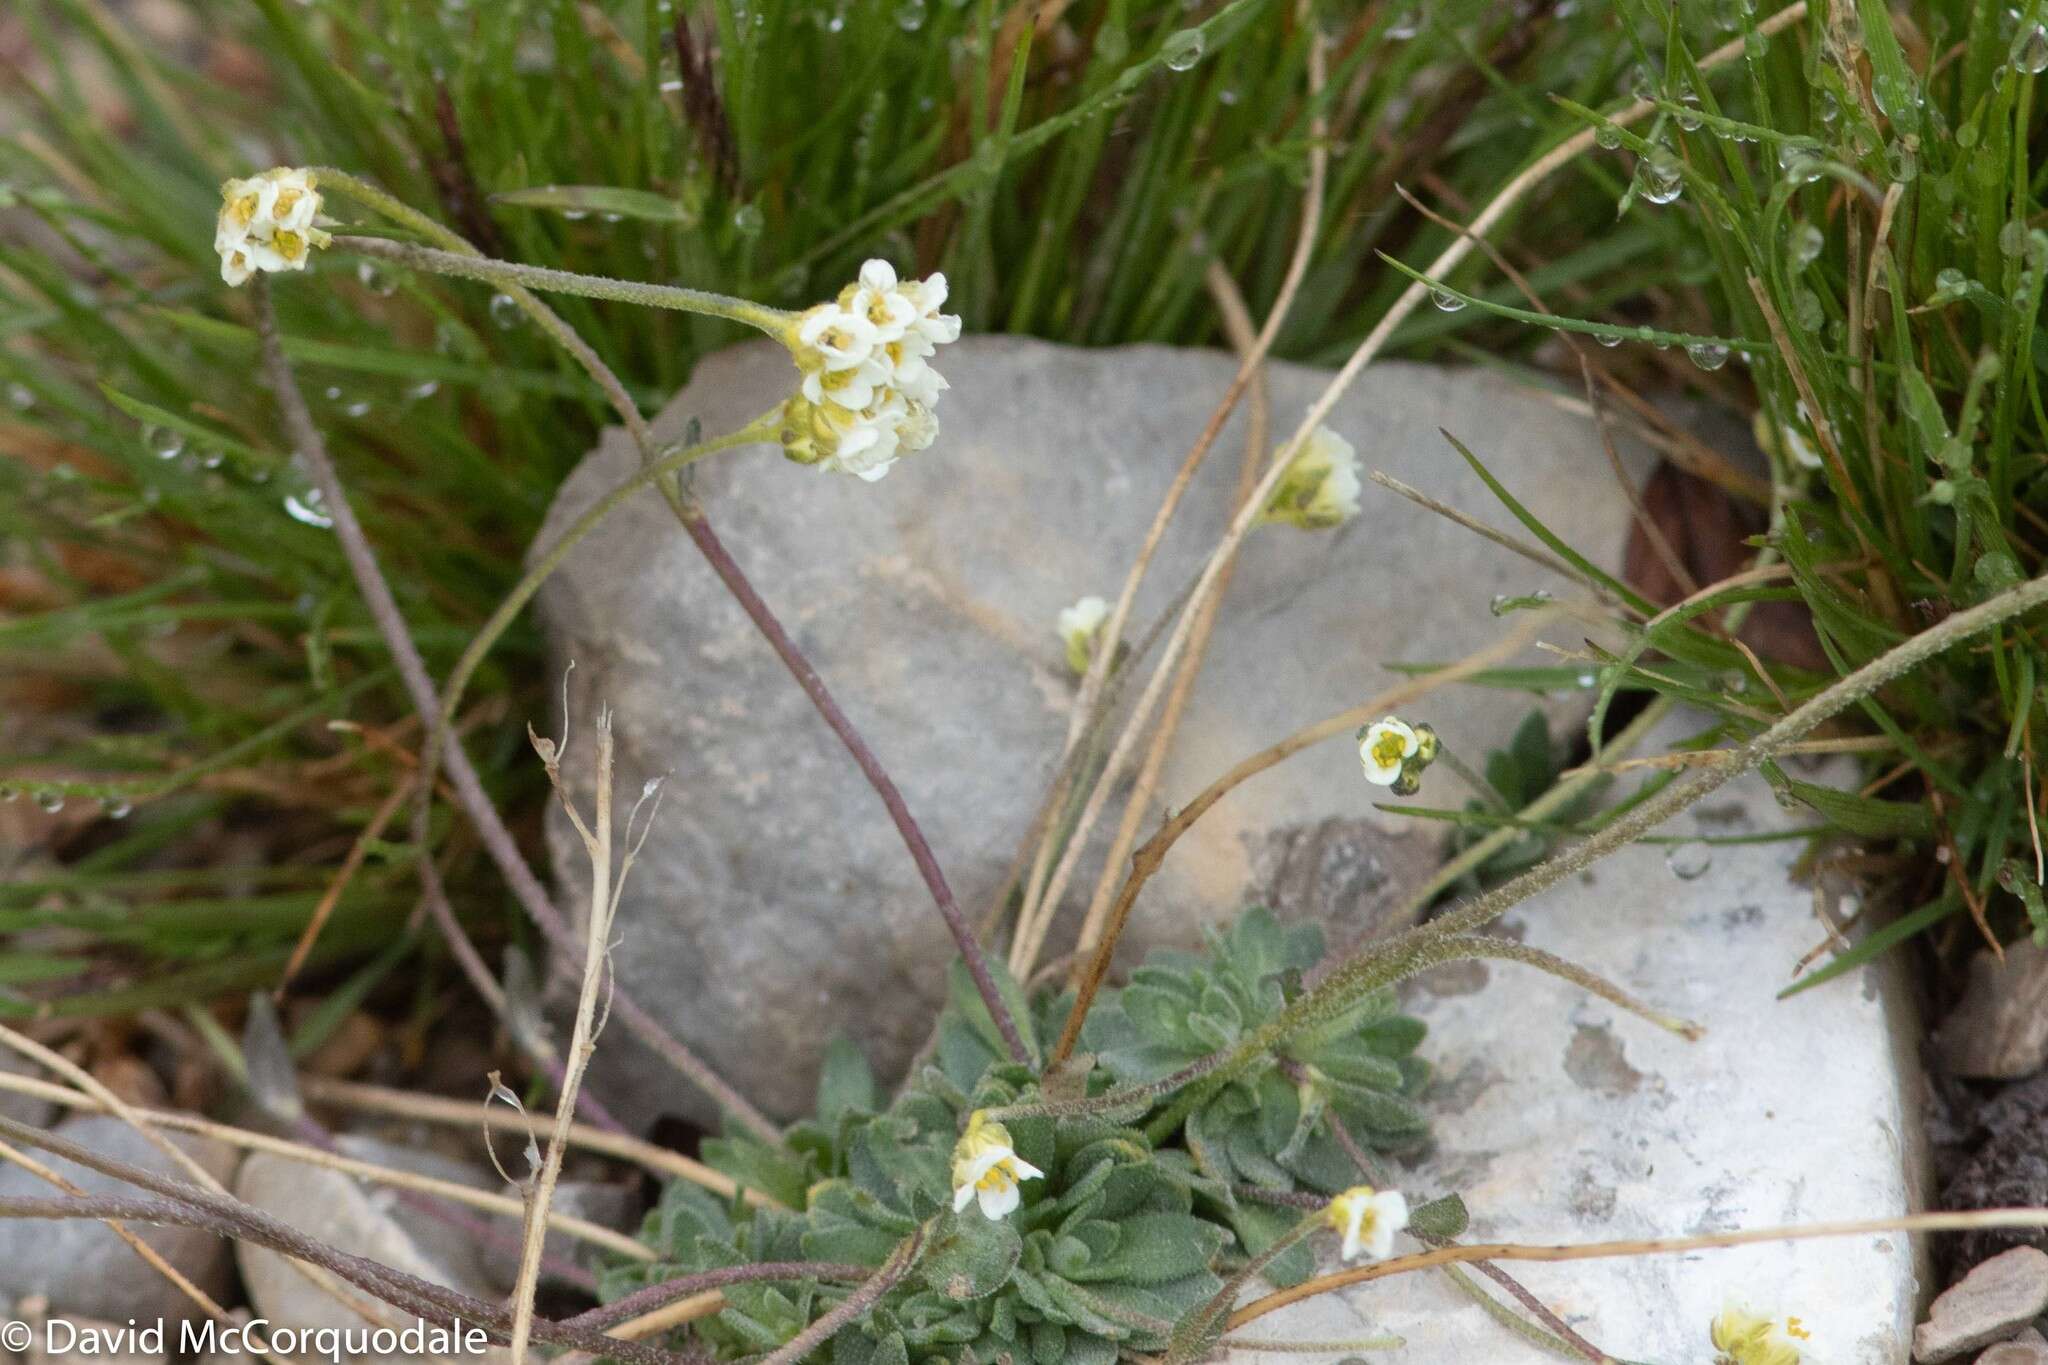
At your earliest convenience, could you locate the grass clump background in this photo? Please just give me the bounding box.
[1,0,2046,1041]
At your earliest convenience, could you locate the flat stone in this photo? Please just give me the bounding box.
[535,337,1649,1127]
[1979,1327,2048,1364]
[0,1051,56,1129]
[1936,940,2048,1079]
[1230,712,1925,1364]
[0,1116,238,1323]
[235,1148,506,1363]
[1916,1248,2048,1363]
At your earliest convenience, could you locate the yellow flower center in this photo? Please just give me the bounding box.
[273,187,303,218]
[274,230,306,262]
[228,193,259,228]
[1369,732,1407,769]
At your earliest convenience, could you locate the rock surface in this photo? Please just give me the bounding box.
[1231,714,1927,1364]
[1979,1328,2048,1364]
[0,1116,237,1322]
[1944,1072,2048,1267]
[1936,940,2048,1080]
[535,337,1650,1126]
[1916,1247,2048,1363]
[0,1051,56,1129]
[235,1147,505,1362]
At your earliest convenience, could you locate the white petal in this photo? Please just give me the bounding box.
[977,1179,1020,1219]
[1009,1156,1044,1182]
[952,1183,976,1212]
[859,258,899,292]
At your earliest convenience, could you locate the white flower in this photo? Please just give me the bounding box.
[1358,717,1419,787]
[782,259,962,480]
[1259,426,1362,529]
[1057,595,1110,674]
[1326,1186,1408,1262]
[950,1112,1043,1221]
[796,306,880,372]
[215,168,328,287]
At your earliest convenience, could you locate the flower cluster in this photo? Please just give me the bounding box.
[215,168,329,287]
[1358,716,1438,795]
[949,1111,1043,1221]
[780,259,961,481]
[1325,1185,1409,1262]
[1711,1305,1808,1365]
[1057,596,1109,675]
[1259,426,1362,529]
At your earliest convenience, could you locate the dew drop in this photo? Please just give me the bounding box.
[1635,147,1684,205]
[6,382,33,411]
[1430,286,1466,312]
[1594,123,1622,150]
[355,260,398,296]
[1787,222,1824,270]
[35,791,65,814]
[145,425,186,460]
[1161,28,1205,70]
[2000,219,2028,257]
[106,799,132,820]
[1931,266,1969,302]
[1792,288,1825,331]
[1665,840,1713,880]
[1386,9,1419,39]
[894,0,926,28]
[2014,23,2048,73]
[1490,589,1554,616]
[489,293,522,328]
[284,489,334,528]
[1686,341,1730,371]
[406,379,441,402]
[732,203,765,236]
[1595,331,1623,348]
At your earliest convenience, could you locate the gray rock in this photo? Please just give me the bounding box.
[0,1116,237,1322]
[1917,1248,2048,1363]
[1234,711,1925,1363]
[1979,1328,2048,1364]
[535,337,1650,1127]
[235,1148,504,1362]
[1937,939,2048,1079]
[478,1179,640,1287]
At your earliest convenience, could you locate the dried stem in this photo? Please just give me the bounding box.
[1048,611,1565,1066]
[1226,1207,2048,1332]
[1040,0,1809,1040]
[299,1075,779,1205]
[0,1069,651,1259]
[511,713,629,1365]
[1009,15,1331,976]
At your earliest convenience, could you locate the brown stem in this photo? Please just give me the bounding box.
[567,1262,872,1333]
[756,1226,925,1365]
[252,279,632,1137]
[674,512,1033,1066]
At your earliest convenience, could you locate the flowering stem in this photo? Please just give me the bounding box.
[1163,1209,1325,1365]
[757,1224,927,1365]
[671,510,1036,1067]
[337,233,793,334]
[334,169,1031,1080]
[562,1262,872,1333]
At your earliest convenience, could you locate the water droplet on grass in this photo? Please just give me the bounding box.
[1635,148,1684,204]
[1430,286,1466,312]
[489,293,522,328]
[356,260,397,296]
[1665,841,1712,880]
[145,425,185,460]
[1686,341,1730,371]
[1161,28,1204,70]
[1787,222,1824,269]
